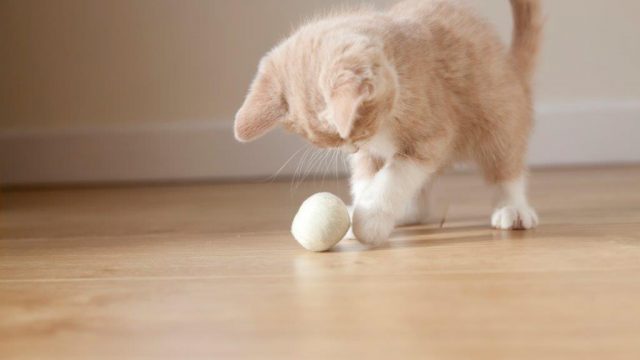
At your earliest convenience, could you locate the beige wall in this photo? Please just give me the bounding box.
[1,0,639,131]
[481,1,640,103]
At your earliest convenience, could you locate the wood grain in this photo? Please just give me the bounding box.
[2,166,640,359]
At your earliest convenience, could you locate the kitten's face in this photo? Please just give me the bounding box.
[234,25,396,152]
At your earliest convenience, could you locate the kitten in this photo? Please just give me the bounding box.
[235,0,542,246]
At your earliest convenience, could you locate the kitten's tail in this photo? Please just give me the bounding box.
[510,0,543,82]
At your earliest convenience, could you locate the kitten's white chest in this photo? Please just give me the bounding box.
[361,127,396,161]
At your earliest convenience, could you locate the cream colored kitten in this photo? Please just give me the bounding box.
[235,0,543,246]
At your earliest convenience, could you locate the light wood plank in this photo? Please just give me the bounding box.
[2,166,640,359]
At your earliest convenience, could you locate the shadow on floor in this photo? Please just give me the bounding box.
[332,221,541,253]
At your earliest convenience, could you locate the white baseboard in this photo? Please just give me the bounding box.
[1,101,639,186]
[530,101,640,165]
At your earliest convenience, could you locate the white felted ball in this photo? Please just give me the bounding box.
[291,192,351,252]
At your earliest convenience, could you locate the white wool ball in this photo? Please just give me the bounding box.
[291,192,351,252]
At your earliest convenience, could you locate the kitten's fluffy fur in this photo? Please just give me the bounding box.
[235,0,543,246]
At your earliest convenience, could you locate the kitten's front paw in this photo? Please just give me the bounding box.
[396,205,430,227]
[352,205,395,247]
[491,205,539,230]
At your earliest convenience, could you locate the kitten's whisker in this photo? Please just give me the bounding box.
[300,149,318,185]
[312,149,329,187]
[291,146,312,192]
[329,149,337,189]
[299,147,318,188]
[325,150,333,186]
[334,149,340,187]
[297,148,322,190]
[263,146,305,182]
[297,147,312,179]
[291,149,303,188]
[320,150,331,187]
[342,153,350,174]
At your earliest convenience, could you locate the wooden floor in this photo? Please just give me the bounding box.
[2,166,640,359]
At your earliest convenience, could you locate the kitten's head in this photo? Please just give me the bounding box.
[234,21,397,150]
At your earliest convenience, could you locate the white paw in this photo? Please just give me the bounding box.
[352,204,395,247]
[396,205,429,227]
[491,205,539,230]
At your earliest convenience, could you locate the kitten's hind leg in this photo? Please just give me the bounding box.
[491,175,538,230]
[481,156,538,230]
[477,111,538,230]
[482,155,539,230]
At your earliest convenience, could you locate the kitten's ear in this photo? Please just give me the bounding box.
[325,70,374,139]
[234,66,286,143]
